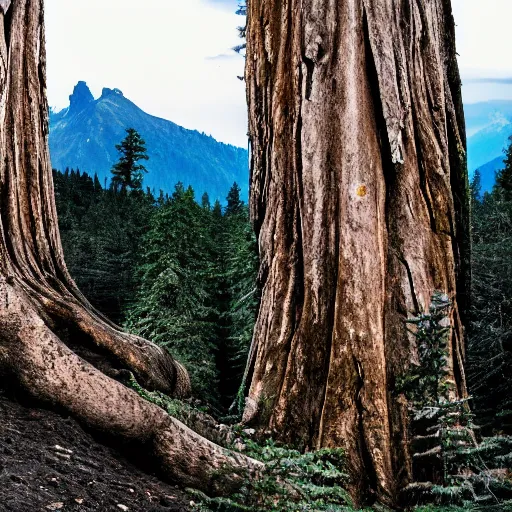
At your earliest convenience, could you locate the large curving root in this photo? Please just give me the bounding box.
[0,278,262,495]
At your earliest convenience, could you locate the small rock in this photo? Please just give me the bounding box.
[75,498,84,504]
[117,505,129,511]
[46,504,64,511]
[128,488,134,493]
[242,428,256,436]
[234,439,247,452]
[54,445,73,454]
[218,424,228,432]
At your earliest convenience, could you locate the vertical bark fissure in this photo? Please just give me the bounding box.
[361,8,408,500]
[316,188,340,449]
[303,55,314,101]
[398,256,421,315]
[354,356,378,503]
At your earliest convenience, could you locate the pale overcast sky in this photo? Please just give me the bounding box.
[45,0,512,148]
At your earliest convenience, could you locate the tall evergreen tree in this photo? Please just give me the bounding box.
[201,192,211,210]
[497,136,512,201]
[470,169,482,203]
[111,128,149,191]
[127,183,220,404]
[469,166,512,434]
[225,182,243,216]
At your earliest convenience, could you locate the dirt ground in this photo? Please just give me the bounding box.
[0,388,192,512]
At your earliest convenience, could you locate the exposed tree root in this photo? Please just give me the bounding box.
[0,279,263,495]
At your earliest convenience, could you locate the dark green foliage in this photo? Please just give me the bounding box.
[125,183,258,406]
[469,143,512,435]
[496,136,512,201]
[470,169,482,203]
[54,168,259,408]
[397,293,452,406]
[126,183,220,403]
[111,128,149,192]
[195,438,355,512]
[222,208,259,410]
[202,192,211,210]
[212,193,259,410]
[226,182,244,216]
[53,168,152,323]
[400,295,512,511]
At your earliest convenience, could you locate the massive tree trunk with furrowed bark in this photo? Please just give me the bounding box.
[0,0,261,494]
[243,0,470,506]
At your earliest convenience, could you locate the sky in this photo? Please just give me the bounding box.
[452,0,512,103]
[45,0,512,148]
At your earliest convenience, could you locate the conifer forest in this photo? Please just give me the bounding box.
[0,1,512,511]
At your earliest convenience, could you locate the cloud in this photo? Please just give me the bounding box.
[452,0,512,78]
[203,0,240,10]
[45,0,248,147]
[206,52,243,61]
[464,78,512,85]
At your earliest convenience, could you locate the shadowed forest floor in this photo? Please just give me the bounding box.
[0,389,192,512]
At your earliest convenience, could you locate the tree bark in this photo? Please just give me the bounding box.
[244,0,470,506]
[0,0,261,494]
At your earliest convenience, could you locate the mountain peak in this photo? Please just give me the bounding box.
[69,81,94,112]
[101,87,124,99]
[50,83,249,202]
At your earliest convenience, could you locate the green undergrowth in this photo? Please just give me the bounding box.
[414,506,512,512]
[127,372,210,421]
[191,438,361,512]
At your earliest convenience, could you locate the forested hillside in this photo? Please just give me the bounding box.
[53,169,258,408]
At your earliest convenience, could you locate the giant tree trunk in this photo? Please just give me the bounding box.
[0,0,261,494]
[244,0,470,506]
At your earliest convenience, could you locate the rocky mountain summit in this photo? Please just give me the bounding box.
[49,82,249,201]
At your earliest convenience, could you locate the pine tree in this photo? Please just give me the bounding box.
[111,128,149,192]
[496,136,512,201]
[201,192,211,210]
[226,182,243,216]
[212,199,223,219]
[127,183,220,404]
[470,169,482,203]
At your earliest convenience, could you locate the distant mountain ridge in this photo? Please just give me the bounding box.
[465,99,512,192]
[49,82,249,202]
[50,83,511,198]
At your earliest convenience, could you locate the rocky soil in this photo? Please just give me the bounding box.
[0,388,192,512]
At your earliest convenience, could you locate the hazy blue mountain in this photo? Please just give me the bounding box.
[49,82,249,202]
[465,100,512,192]
[477,156,505,193]
[465,100,512,136]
